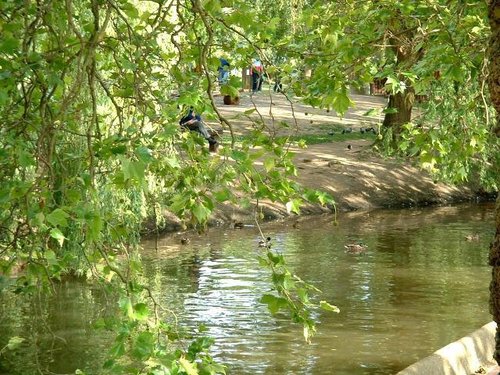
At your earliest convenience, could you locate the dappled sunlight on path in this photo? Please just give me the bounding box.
[210,91,387,137]
[290,139,473,211]
[205,91,476,213]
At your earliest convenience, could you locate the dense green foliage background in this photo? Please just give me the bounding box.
[1,0,499,373]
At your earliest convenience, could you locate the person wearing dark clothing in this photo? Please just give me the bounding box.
[251,59,263,92]
[273,77,282,92]
[179,108,218,152]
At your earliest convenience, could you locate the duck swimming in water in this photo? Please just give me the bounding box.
[259,237,272,248]
[232,221,244,229]
[344,243,367,254]
[465,233,480,241]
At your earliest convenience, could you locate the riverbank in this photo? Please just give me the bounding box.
[156,91,495,232]
[397,321,498,375]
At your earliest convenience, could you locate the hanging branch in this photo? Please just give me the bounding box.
[189,0,237,147]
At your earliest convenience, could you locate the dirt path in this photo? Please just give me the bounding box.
[210,90,387,137]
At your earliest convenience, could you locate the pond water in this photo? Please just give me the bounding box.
[0,202,496,374]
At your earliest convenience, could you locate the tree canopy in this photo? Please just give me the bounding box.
[0,0,499,373]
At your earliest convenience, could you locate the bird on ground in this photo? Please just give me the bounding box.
[180,237,190,245]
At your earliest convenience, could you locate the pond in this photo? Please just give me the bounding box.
[0,202,496,374]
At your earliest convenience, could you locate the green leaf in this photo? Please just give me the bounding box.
[0,88,9,106]
[332,92,352,115]
[46,208,69,227]
[17,149,36,167]
[214,188,231,202]
[179,357,199,375]
[319,300,340,313]
[114,87,133,98]
[260,294,288,314]
[257,255,269,267]
[363,108,379,116]
[110,341,125,358]
[192,203,210,223]
[122,158,146,183]
[135,146,154,162]
[169,194,189,215]
[220,84,239,98]
[6,336,24,351]
[303,324,315,343]
[103,359,115,369]
[420,153,436,170]
[34,212,45,226]
[203,0,221,13]
[267,252,284,266]
[200,363,227,375]
[263,157,275,172]
[383,107,398,114]
[119,297,134,319]
[110,145,127,155]
[121,2,139,18]
[0,34,20,54]
[165,156,180,169]
[231,150,247,161]
[161,124,179,139]
[133,303,149,320]
[197,323,208,333]
[45,249,58,265]
[9,182,31,199]
[49,228,66,247]
[122,59,137,71]
[285,199,301,214]
[87,214,102,242]
[132,332,154,360]
[316,191,333,206]
[297,288,309,304]
[385,76,399,91]
[399,140,409,151]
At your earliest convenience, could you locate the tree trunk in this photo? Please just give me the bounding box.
[381,15,418,145]
[488,0,500,137]
[383,89,414,127]
[487,0,500,364]
[490,197,500,363]
[382,87,415,143]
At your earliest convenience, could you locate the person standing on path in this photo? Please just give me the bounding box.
[251,58,263,93]
[218,58,230,86]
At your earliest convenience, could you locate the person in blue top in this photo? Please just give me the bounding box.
[179,107,218,152]
[218,58,230,85]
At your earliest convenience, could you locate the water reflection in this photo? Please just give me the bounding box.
[0,281,114,375]
[0,202,495,374]
[141,203,495,375]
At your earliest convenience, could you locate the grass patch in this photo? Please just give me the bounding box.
[287,132,377,145]
[220,130,377,146]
